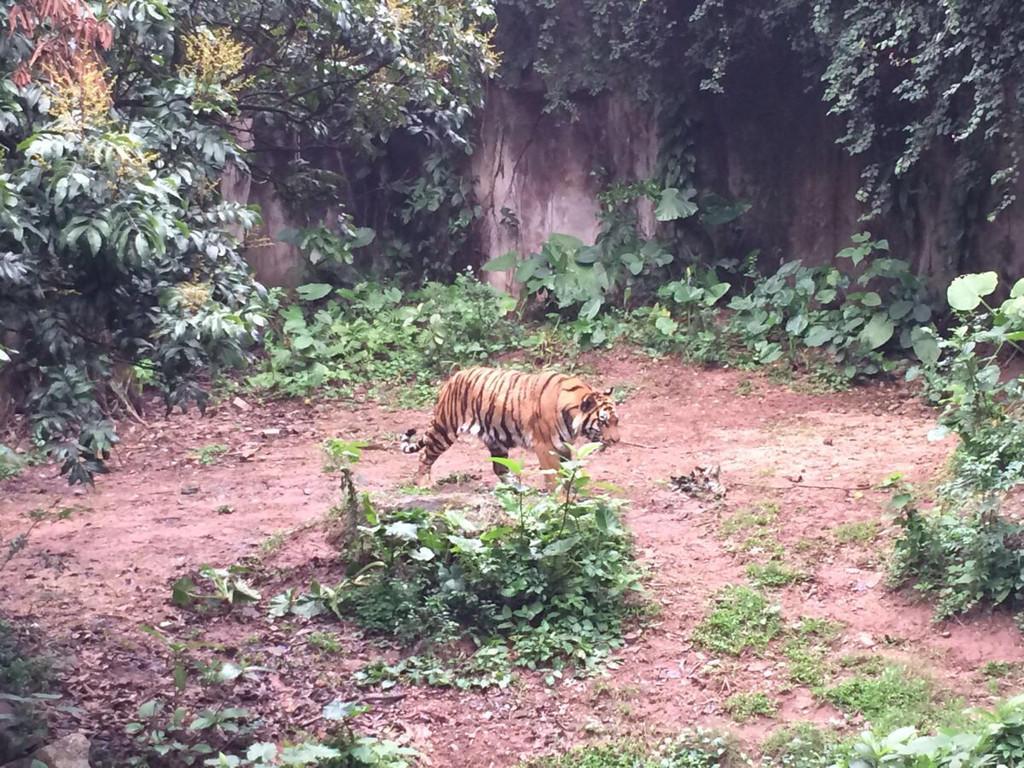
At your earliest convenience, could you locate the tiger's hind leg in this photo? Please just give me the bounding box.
[413,422,454,487]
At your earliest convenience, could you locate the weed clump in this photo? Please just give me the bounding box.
[275,446,644,687]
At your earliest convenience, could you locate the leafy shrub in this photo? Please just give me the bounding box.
[910,271,1024,496]
[276,447,644,686]
[0,6,266,485]
[888,490,1024,620]
[248,273,519,401]
[123,697,414,767]
[0,618,54,762]
[522,729,744,768]
[726,233,931,383]
[628,265,731,364]
[833,694,1024,768]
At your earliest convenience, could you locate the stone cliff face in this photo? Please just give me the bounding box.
[469,85,658,293]
[228,62,1024,292]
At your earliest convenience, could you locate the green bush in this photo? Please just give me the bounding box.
[248,273,520,401]
[274,448,644,686]
[910,272,1024,496]
[888,490,1024,620]
[0,619,53,763]
[725,233,931,382]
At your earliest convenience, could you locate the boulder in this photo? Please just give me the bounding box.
[2,733,91,768]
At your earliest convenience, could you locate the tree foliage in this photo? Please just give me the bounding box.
[496,0,1024,263]
[0,0,497,483]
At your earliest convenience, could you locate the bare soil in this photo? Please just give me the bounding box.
[3,351,1023,766]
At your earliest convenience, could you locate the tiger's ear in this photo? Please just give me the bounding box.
[581,393,597,412]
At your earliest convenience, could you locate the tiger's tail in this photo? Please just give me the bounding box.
[401,428,425,454]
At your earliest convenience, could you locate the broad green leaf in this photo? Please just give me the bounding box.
[860,313,895,349]
[296,283,332,301]
[85,227,101,256]
[698,193,751,225]
[322,700,368,721]
[786,314,809,335]
[579,296,603,320]
[350,227,375,248]
[861,292,882,307]
[409,546,435,561]
[888,300,914,320]
[1011,277,1024,298]
[910,328,940,367]
[383,521,419,541]
[655,187,698,221]
[247,743,278,762]
[947,272,998,311]
[706,282,730,303]
[804,326,836,347]
[654,315,678,336]
[482,251,518,271]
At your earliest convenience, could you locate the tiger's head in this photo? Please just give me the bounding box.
[579,387,620,446]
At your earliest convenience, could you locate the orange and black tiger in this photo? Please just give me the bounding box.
[401,367,621,489]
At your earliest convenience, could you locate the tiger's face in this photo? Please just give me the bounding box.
[580,388,620,446]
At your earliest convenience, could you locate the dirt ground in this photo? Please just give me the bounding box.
[3,351,1023,766]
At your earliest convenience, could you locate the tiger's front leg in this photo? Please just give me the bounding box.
[534,440,570,492]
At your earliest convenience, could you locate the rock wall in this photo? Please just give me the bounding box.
[230,63,1024,292]
[471,85,658,293]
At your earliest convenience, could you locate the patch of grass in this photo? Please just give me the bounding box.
[735,378,756,397]
[821,663,946,731]
[761,723,837,768]
[781,617,843,689]
[834,520,881,544]
[783,641,826,688]
[720,502,779,535]
[215,504,234,515]
[691,586,782,656]
[258,530,289,556]
[521,730,745,768]
[980,660,1015,678]
[523,741,650,768]
[307,632,342,654]
[187,443,229,466]
[794,616,844,642]
[397,483,437,495]
[735,530,784,559]
[835,652,887,675]
[792,537,825,555]
[746,561,808,589]
[724,691,777,723]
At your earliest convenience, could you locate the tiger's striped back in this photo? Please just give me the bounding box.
[403,367,620,489]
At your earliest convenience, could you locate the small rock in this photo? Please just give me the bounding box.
[180,485,200,496]
[4,732,92,768]
[260,428,282,438]
[231,397,251,412]
[823,437,834,446]
[303,488,312,496]
[857,632,876,648]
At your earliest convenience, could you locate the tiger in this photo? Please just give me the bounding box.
[401,367,621,489]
